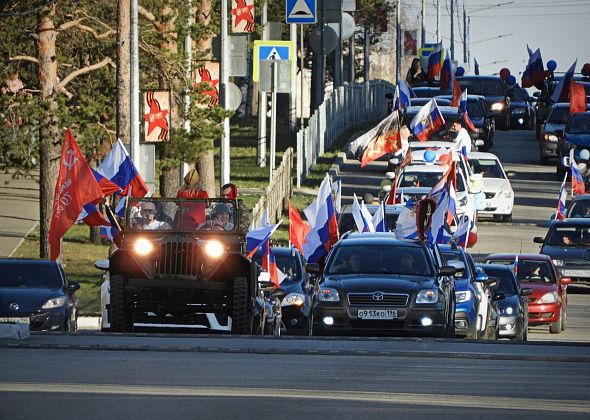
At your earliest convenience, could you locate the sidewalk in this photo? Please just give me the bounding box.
[0,170,39,257]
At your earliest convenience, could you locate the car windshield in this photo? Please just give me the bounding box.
[338,212,400,233]
[511,87,528,101]
[484,269,518,295]
[467,100,485,117]
[547,107,570,124]
[127,198,238,232]
[252,251,301,282]
[518,260,555,284]
[568,114,590,134]
[325,244,434,276]
[468,158,505,179]
[399,170,466,192]
[546,226,590,247]
[0,264,62,289]
[441,251,467,279]
[459,79,505,96]
[567,200,590,217]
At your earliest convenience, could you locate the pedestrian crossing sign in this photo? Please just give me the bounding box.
[286,0,316,24]
[252,40,295,82]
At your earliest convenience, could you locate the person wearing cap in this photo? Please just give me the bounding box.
[220,182,252,233]
[134,201,172,230]
[199,203,234,231]
[177,168,209,199]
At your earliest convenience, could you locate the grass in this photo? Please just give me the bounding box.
[11,116,378,315]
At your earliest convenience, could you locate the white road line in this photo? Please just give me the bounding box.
[1,382,589,413]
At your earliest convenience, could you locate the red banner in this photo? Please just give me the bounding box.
[570,81,587,115]
[49,129,104,260]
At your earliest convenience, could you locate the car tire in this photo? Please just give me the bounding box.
[68,308,78,332]
[502,213,512,223]
[109,275,131,333]
[443,301,456,338]
[549,317,562,334]
[231,277,252,335]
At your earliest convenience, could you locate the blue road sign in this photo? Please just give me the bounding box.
[258,46,290,61]
[286,0,316,24]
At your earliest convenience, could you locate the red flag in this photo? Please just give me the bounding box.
[288,201,311,255]
[451,80,461,107]
[570,80,587,115]
[49,129,104,260]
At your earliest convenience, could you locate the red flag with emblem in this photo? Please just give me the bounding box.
[49,129,104,260]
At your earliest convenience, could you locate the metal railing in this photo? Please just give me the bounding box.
[296,80,394,187]
[251,147,293,227]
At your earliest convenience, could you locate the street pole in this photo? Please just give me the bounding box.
[334,17,342,88]
[421,0,426,48]
[450,0,455,60]
[463,2,467,64]
[270,60,278,179]
[182,0,192,183]
[363,25,369,81]
[300,24,304,128]
[289,23,297,130]
[130,0,140,166]
[257,3,268,167]
[348,30,355,83]
[467,16,471,64]
[436,0,440,42]
[396,0,401,83]
[220,0,230,186]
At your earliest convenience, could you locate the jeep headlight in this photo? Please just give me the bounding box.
[552,259,564,267]
[455,290,472,303]
[204,240,224,258]
[41,296,66,309]
[538,291,558,303]
[281,293,305,307]
[416,289,438,304]
[544,134,558,142]
[319,288,340,302]
[490,102,504,112]
[134,238,154,256]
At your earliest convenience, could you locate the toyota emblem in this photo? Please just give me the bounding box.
[372,292,384,301]
[9,303,19,311]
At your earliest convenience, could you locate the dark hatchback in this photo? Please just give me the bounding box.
[508,84,536,130]
[556,111,590,179]
[539,103,571,164]
[253,246,312,334]
[0,259,79,331]
[310,233,456,337]
[477,264,531,341]
[436,94,496,151]
[458,76,511,130]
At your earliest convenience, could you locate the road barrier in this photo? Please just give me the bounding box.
[296,80,394,187]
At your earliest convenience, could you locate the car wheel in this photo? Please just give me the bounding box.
[502,213,512,223]
[109,275,131,332]
[523,326,528,341]
[549,317,562,334]
[69,308,78,332]
[231,277,252,334]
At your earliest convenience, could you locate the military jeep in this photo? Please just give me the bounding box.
[107,197,257,333]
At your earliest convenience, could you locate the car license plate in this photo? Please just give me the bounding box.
[0,317,30,325]
[357,309,397,320]
[562,270,590,277]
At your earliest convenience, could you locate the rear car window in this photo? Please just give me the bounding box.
[459,79,505,96]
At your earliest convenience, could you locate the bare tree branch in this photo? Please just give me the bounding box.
[8,55,39,64]
[58,57,113,89]
[59,18,114,39]
[138,5,165,32]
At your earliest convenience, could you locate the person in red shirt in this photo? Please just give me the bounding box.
[176,169,208,229]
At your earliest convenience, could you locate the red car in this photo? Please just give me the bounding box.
[484,253,570,334]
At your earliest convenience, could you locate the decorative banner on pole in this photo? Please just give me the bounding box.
[142,90,171,143]
[404,31,418,56]
[231,0,255,33]
[194,61,220,108]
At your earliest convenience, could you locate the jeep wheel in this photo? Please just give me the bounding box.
[110,275,131,332]
[231,277,251,334]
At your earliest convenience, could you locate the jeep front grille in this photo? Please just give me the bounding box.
[158,242,198,277]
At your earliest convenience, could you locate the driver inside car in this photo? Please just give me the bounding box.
[199,203,234,231]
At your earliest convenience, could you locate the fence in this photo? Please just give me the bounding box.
[251,147,293,226]
[296,79,395,187]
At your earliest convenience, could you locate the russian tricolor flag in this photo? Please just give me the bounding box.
[427,42,443,82]
[303,175,339,263]
[352,193,375,232]
[97,140,149,198]
[551,60,577,104]
[261,242,286,287]
[394,71,412,111]
[439,53,453,90]
[571,160,585,196]
[410,99,445,142]
[372,201,388,232]
[76,202,111,226]
[246,222,280,258]
[459,89,477,132]
[452,215,471,248]
[521,48,545,89]
[556,173,568,220]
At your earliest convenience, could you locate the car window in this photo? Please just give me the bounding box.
[459,79,505,96]
[467,100,484,117]
[468,158,505,179]
[568,114,590,134]
[0,264,63,289]
[441,250,467,279]
[486,270,518,295]
[399,170,466,193]
[325,245,434,276]
[518,260,555,284]
[547,226,590,247]
[547,107,570,124]
[253,251,301,282]
[511,87,527,100]
[484,259,513,265]
[567,200,590,218]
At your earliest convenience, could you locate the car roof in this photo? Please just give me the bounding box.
[0,258,60,267]
[458,75,503,81]
[403,164,445,173]
[436,94,486,101]
[549,218,590,227]
[570,194,590,202]
[467,151,500,160]
[476,263,517,272]
[485,253,552,261]
[411,149,461,162]
[338,232,422,246]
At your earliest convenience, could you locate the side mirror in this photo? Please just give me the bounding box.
[520,287,533,296]
[67,281,81,292]
[533,91,541,98]
[94,259,109,271]
[306,263,321,274]
[560,277,572,285]
[533,236,545,244]
[385,171,397,180]
[475,271,489,282]
[475,139,485,147]
[493,292,505,301]
[446,260,465,277]
[439,266,457,276]
[257,271,274,288]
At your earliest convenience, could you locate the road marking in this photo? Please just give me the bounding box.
[1,382,589,413]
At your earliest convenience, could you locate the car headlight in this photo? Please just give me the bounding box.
[204,240,224,258]
[281,293,306,307]
[41,296,66,309]
[318,288,340,302]
[501,306,515,316]
[544,134,558,142]
[501,189,512,198]
[455,290,472,303]
[133,238,154,256]
[416,289,438,304]
[552,259,564,267]
[490,102,504,112]
[538,291,558,303]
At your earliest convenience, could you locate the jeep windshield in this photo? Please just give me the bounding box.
[126,198,238,232]
[325,244,434,276]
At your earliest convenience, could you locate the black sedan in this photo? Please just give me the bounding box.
[0,259,79,331]
[309,233,456,337]
[509,84,536,130]
[458,76,511,130]
[556,111,590,179]
[539,103,571,165]
[477,264,531,341]
[253,246,312,335]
